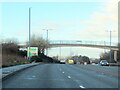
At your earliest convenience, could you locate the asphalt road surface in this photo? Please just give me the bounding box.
[2,64,119,88]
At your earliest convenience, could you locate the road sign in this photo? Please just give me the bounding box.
[27,47,38,57]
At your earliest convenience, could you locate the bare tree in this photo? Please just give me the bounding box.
[100,51,116,63]
[26,34,50,54]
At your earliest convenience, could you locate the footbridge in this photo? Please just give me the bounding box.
[49,40,119,51]
[19,40,119,61]
[49,40,119,61]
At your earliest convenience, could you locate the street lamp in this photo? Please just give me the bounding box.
[43,29,53,56]
[28,7,31,60]
[109,31,112,62]
[104,41,106,53]
[59,46,61,60]
[106,30,115,62]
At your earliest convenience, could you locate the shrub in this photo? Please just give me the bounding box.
[30,56,43,62]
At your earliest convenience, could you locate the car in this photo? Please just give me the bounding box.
[68,60,74,64]
[60,60,66,64]
[60,62,65,64]
[99,60,109,66]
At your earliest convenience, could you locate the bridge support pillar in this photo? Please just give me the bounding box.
[114,50,117,61]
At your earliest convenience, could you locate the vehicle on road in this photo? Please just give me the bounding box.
[68,60,74,64]
[99,60,109,66]
[60,60,66,64]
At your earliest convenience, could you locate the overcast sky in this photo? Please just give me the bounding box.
[1,0,118,58]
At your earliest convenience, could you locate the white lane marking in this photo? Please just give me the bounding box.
[68,76,71,78]
[79,85,85,88]
[32,76,36,78]
[62,72,64,73]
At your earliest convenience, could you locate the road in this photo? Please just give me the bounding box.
[2,64,119,88]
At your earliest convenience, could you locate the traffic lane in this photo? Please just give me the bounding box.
[75,64,119,77]
[2,64,79,88]
[100,65,120,69]
[95,64,120,69]
[59,64,118,88]
[60,64,118,88]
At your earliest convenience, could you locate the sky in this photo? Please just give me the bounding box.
[0,0,118,58]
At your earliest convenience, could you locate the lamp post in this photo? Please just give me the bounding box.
[43,29,52,56]
[104,41,106,53]
[106,30,112,62]
[59,46,61,60]
[109,31,112,62]
[28,7,31,60]
[59,40,62,60]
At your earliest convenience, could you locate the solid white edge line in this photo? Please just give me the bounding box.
[79,85,85,88]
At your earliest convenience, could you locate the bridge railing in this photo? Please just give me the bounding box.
[50,40,118,46]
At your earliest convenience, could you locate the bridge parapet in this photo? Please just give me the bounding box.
[18,40,119,51]
[50,40,118,46]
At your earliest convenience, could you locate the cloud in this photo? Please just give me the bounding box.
[92,2,118,23]
[74,1,118,42]
[27,1,118,42]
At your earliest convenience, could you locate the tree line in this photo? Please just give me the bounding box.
[100,50,119,63]
[2,35,59,67]
[70,55,90,64]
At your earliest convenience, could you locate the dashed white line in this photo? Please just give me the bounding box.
[68,76,71,78]
[79,85,85,88]
[62,72,64,73]
[32,76,36,78]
